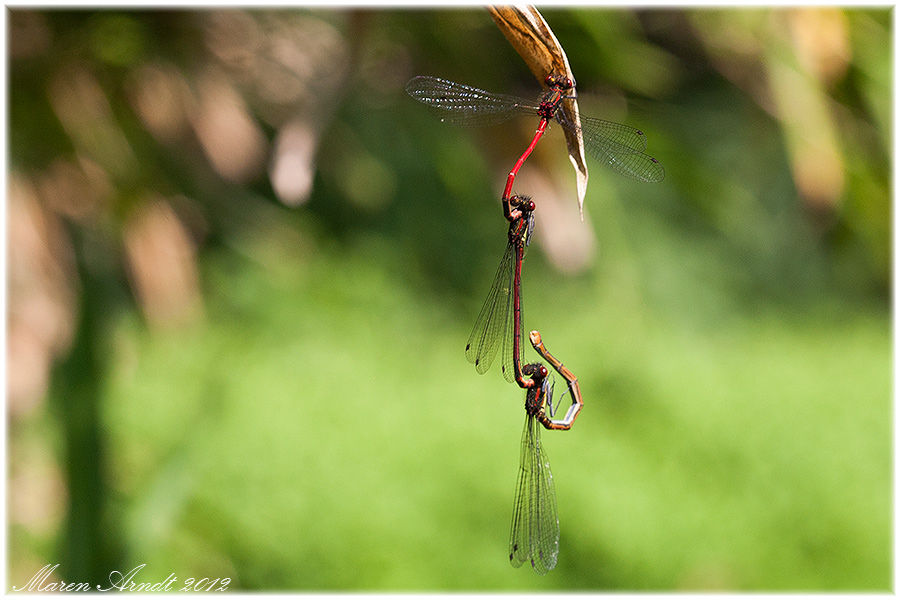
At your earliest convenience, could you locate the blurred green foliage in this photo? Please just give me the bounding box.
[7,7,890,591]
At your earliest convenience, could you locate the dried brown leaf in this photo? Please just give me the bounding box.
[488,5,588,218]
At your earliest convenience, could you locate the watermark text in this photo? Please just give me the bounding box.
[12,564,230,592]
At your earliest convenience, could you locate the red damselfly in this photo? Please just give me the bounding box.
[406,74,665,214]
[509,330,584,574]
[509,359,558,574]
[465,195,535,386]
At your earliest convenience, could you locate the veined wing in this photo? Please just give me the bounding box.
[509,411,560,575]
[500,245,525,385]
[556,111,666,182]
[590,147,665,183]
[466,241,515,375]
[574,113,649,154]
[406,76,536,127]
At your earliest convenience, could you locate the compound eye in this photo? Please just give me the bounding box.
[539,365,549,378]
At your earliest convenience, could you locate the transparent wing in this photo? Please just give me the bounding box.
[406,76,536,127]
[510,413,537,569]
[500,245,524,384]
[509,411,560,575]
[573,113,649,154]
[466,241,515,375]
[509,415,533,569]
[557,112,665,183]
[590,148,665,183]
[529,408,560,574]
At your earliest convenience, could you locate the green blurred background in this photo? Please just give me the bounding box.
[7,7,891,591]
